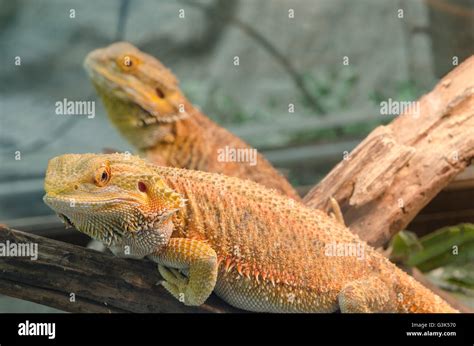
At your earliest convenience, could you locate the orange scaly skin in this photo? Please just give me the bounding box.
[84,42,300,201]
[43,153,457,313]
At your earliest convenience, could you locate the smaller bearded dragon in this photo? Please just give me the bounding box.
[84,42,300,201]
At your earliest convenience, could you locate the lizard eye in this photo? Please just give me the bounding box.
[116,54,140,71]
[95,163,111,187]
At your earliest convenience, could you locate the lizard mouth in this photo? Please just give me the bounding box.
[57,213,74,228]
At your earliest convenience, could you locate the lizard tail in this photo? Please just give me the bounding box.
[395,270,459,313]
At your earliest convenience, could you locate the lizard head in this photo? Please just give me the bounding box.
[43,153,185,258]
[84,42,189,149]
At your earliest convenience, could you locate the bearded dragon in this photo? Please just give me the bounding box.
[84,42,300,201]
[43,153,457,312]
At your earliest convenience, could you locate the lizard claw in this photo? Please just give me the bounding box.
[158,264,188,288]
[158,264,192,304]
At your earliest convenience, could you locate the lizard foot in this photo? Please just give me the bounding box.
[152,238,218,306]
[158,264,189,303]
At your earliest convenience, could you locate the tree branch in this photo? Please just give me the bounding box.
[0,222,469,312]
[304,55,474,247]
[0,225,239,313]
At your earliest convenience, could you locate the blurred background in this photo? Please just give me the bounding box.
[0,0,473,312]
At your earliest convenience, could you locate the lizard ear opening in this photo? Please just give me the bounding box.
[137,181,147,193]
[155,87,165,99]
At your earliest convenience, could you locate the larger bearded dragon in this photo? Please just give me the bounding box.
[43,153,457,312]
[84,42,300,201]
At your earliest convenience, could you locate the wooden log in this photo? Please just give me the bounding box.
[1,225,468,313]
[303,55,474,247]
[0,225,238,313]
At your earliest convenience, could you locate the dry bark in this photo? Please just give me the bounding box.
[0,225,238,313]
[304,55,474,247]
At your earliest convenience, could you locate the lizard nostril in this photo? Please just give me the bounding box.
[74,185,78,190]
[155,88,165,99]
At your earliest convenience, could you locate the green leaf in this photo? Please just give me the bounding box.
[389,224,474,272]
[427,263,474,291]
[408,224,474,271]
[389,230,423,262]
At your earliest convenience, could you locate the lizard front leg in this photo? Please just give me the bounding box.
[148,238,218,306]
